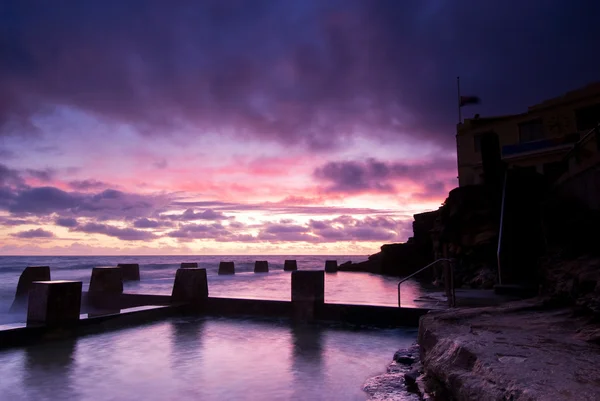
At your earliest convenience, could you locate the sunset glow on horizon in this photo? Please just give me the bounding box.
[1,1,598,255]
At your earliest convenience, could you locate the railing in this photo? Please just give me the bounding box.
[397,258,455,308]
[497,170,508,285]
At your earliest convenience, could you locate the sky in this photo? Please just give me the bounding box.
[1,0,599,255]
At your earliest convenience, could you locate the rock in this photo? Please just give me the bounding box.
[338,210,439,277]
[467,266,497,289]
[404,369,420,386]
[363,372,420,401]
[393,345,420,365]
[430,184,502,289]
[386,361,403,374]
[419,299,600,400]
[337,258,380,274]
[393,352,415,365]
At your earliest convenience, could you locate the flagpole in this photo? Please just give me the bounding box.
[457,76,462,124]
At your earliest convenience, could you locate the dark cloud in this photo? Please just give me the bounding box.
[55,216,78,227]
[0,216,31,226]
[2,1,598,148]
[167,223,232,241]
[256,222,316,242]
[0,148,15,159]
[162,214,405,244]
[133,217,173,229]
[0,183,171,220]
[411,180,450,201]
[73,222,156,241]
[68,179,109,191]
[227,221,245,229]
[172,200,400,217]
[11,228,55,238]
[9,187,83,214]
[314,158,456,194]
[306,215,403,242]
[251,215,403,243]
[25,168,55,182]
[263,223,308,234]
[0,164,24,187]
[164,208,229,221]
[153,159,168,169]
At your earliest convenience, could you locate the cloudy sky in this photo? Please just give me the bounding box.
[1,0,599,255]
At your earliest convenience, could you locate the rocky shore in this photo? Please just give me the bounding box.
[363,345,422,401]
[417,298,600,400]
[365,296,600,401]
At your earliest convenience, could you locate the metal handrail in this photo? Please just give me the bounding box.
[397,258,454,307]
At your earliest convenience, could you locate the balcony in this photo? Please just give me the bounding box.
[502,133,580,159]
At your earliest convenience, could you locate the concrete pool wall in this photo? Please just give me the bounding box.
[1,263,430,350]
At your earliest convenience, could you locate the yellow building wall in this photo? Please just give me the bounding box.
[456,83,600,186]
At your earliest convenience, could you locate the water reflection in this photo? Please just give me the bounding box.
[168,318,206,399]
[0,317,417,401]
[23,339,78,400]
[169,318,205,368]
[290,323,325,401]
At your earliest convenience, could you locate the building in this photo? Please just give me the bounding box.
[456,82,600,186]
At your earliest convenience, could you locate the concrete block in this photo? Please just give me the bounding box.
[171,268,209,304]
[27,280,82,326]
[181,262,198,268]
[292,271,325,303]
[89,266,123,295]
[291,270,324,322]
[284,260,298,271]
[218,261,235,275]
[10,266,51,311]
[117,263,140,281]
[325,260,338,273]
[254,261,269,273]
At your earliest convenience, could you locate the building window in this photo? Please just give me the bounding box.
[518,119,544,143]
[575,103,600,131]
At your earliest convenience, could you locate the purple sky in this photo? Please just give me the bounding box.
[1,0,599,255]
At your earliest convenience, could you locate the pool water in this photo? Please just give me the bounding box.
[0,316,418,401]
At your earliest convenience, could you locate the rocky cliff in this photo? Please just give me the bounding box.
[339,210,439,278]
[430,184,501,289]
[341,184,501,287]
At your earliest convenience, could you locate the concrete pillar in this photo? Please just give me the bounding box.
[181,262,198,268]
[10,266,51,312]
[284,260,298,271]
[171,268,208,305]
[89,266,123,295]
[87,267,123,311]
[117,263,140,281]
[27,280,82,327]
[254,261,269,273]
[324,260,338,273]
[218,261,235,275]
[291,271,324,322]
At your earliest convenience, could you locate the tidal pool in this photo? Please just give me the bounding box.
[0,316,418,401]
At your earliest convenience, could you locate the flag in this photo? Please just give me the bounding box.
[460,95,481,107]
